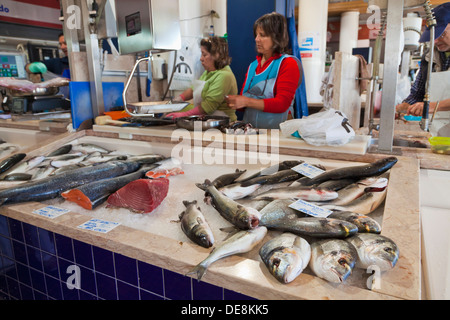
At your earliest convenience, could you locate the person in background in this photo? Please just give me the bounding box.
[165,36,238,121]
[396,3,450,116]
[225,12,302,129]
[26,33,70,79]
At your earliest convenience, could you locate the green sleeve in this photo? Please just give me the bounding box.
[200,71,234,114]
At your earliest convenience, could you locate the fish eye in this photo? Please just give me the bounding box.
[273,258,281,267]
[338,258,347,266]
[384,247,393,253]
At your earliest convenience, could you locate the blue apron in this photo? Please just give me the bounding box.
[242,54,301,129]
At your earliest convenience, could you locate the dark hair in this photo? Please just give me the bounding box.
[253,12,289,54]
[200,36,232,70]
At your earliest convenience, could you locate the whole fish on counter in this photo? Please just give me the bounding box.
[106,177,169,213]
[0,155,46,179]
[302,157,398,186]
[179,200,215,248]
[71,143,110,154]
[259,199,307,226]
[322,187,388,215]
[346,233,399,271]
[309,239,358,283]
[217,182,262,200]
[197,179,261,230]
[209,169,247,188]
[240,169,303,187]
[61,165,158,210]
[236,160,304,183]
[0,160,141,205]
[328,210,381,234]
[186,226,268,281]
[259,233,311,284]
[321,175,388,206]
[46,144,72,157]
[0,153,26,174]
[250,186,338,202]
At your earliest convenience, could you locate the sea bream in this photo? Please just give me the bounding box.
[197,179,261,230]
[179,200,214,248]
[309,239,358,283]
[259,233,311,284]
[346,233,399,271]
[186,226,268,281]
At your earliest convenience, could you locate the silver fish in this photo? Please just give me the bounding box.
[51,154,86,168]
[5,155,47,176]
[197,179,261,229]
[71,143,110,154]
[323,176,388,206]
[186,226,267,280]
[259,199,307,226]
[218,182,262,200]
[310,239,357,283]
[211,169,247,188]
[259,233,311,284]
[322,188,387,215]
[328,210,381,234]
[346,233,399,271]
[179,200,214,248]
[251,186,338,202]
[32,166,56,180]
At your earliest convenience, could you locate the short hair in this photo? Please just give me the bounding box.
[253,12,289,55]
[200,36,232,70]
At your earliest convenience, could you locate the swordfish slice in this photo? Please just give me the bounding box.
[106,178,169,213]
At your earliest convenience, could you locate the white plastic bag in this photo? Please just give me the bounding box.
[280,108,355,146]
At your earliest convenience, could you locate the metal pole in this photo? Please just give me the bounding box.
[378,0,404,152]
[80,0,104,118]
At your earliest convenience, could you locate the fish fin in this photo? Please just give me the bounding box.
[219,226,240,240]
[182,200,197,207]
[195,182,207,191]
[186,264,207,281]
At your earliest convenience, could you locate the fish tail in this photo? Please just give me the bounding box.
[186,263,207,281]
[0,198,7,206]
[182,200,197,207]
[195,179,212,191]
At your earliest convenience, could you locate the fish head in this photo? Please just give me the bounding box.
[321,250,355,283]
[366,239,399,271]
[268,248,303,284]
[236,206,261,229]
[195,230,215,248]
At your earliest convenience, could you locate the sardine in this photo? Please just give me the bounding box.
[261,216,358,239]
[251,186,338,202]
[310,239,358,283]
[197,179,261,230]
[303,157,398,186]
[51,154,87,168]
[328,210,381,234]
[179,200,214,248]
[32,165,56,180]
[186,226,267,280]
[259,233,311,283]
[0,153,26,174]
[3,155,46,176]
[346,233,399,271]
[0,160,141,205]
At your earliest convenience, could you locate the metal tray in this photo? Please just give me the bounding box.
[175,115,230,131]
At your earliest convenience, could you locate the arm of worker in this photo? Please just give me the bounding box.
[172,88,194,102]
[405,99,450,116]
[396,65,426,114]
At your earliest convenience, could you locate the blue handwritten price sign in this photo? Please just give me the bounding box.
[33,206,70,219]
[77,219,120,233]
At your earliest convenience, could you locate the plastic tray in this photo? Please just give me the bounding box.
[429,136,450,155]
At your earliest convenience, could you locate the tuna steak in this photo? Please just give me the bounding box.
[106,178,169,213]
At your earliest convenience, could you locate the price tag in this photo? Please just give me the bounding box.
[33,206,70,219]
[78,219,120,233]
[289,199,333,218]
[291,162,325,178]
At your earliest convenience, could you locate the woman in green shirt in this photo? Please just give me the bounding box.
[165,36,238,121]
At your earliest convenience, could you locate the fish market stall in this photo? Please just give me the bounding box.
[0,130,420,300]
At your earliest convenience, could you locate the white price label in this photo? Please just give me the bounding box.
[289,199,333,218]
[33,206,70,219]
[291,162,325,178]
[77,219,120,233]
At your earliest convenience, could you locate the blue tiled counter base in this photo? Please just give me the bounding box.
[0,215,254,300]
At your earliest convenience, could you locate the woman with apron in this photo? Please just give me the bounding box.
[165,36,238,121]
[225,12,303,129]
